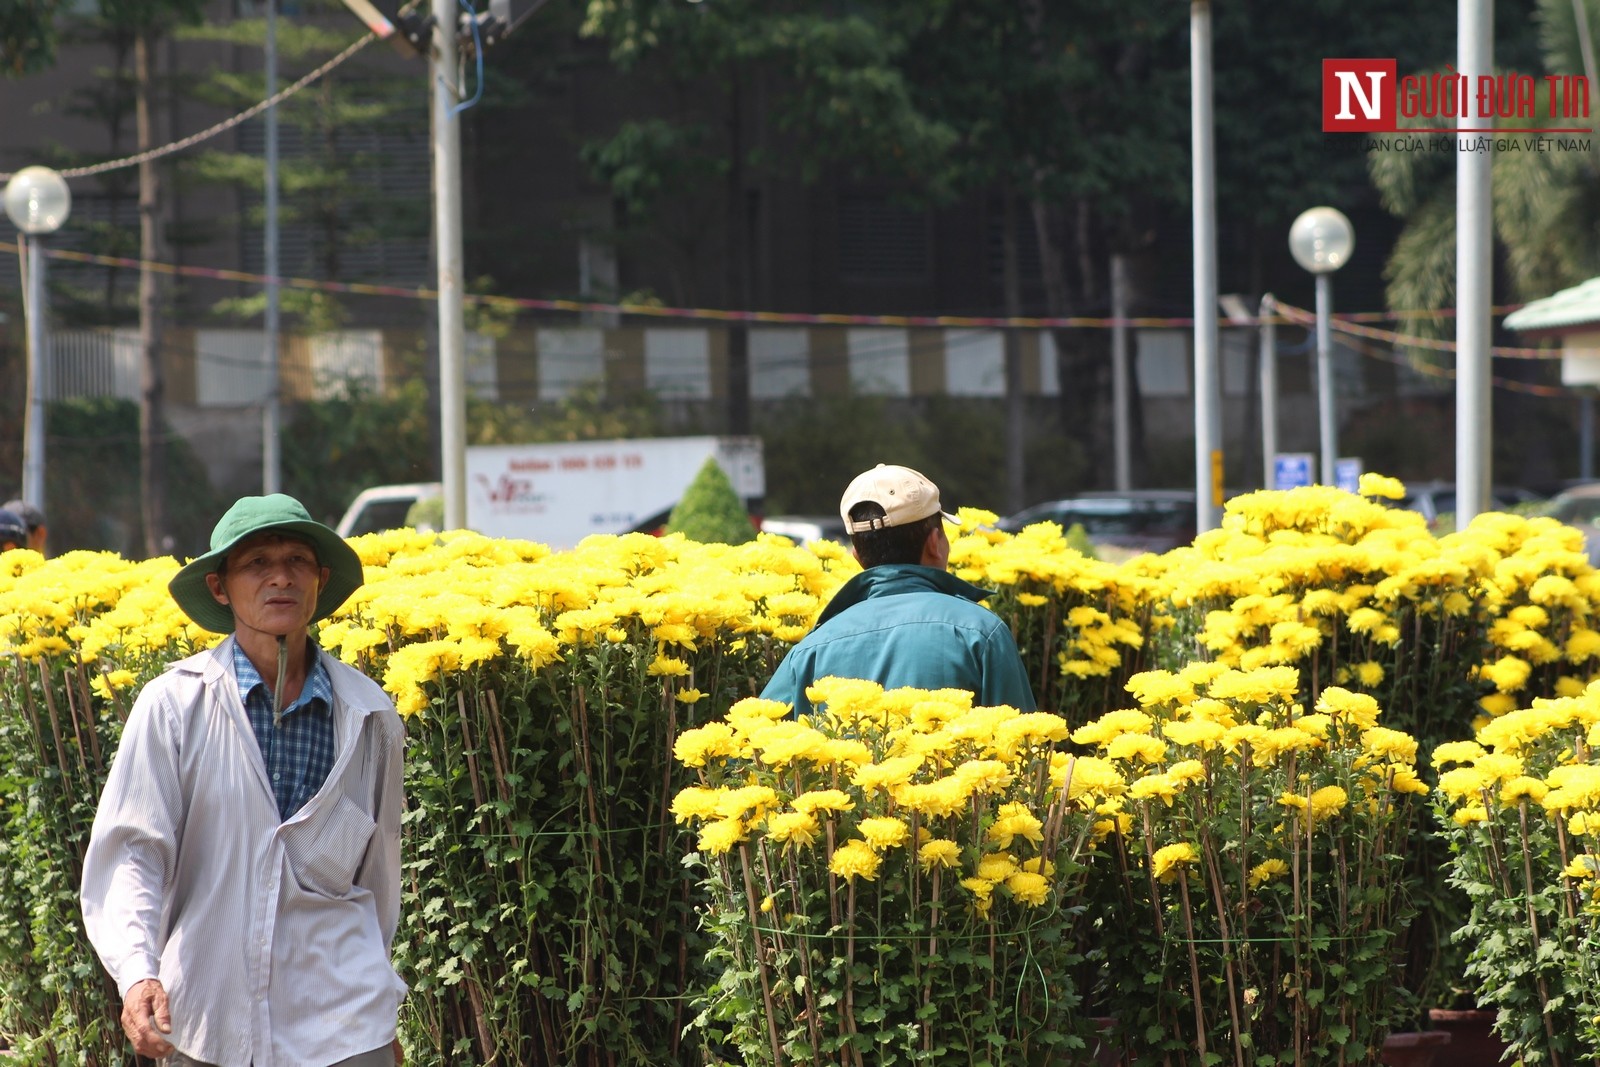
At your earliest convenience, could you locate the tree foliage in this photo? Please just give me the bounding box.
[664,456,756,544]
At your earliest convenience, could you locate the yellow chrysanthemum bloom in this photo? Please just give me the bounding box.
[1309,785,1348,820]
[1252,727,1315,765]
[1388,766,1430,795]
[713,786,779,822]
[1569,812,1600,836]
[1163,718,1227,749]
[1432,741,1486,769]
[671,786,721,824]
[1358,473,1406,500]
[1054,754,1127,801]
[1361,727,1418,765]
[1479,655,1532,694]
[977,852,1020,882]
[1249,858,1289,887]
[673,722,737,768]
[792,789,855,816]
[1563,856,1600,880]
[1005,870,1050,906]
[853,755,925,793]
[697,818,745,855]
[895,777,974,818]
[1314,687,1381,729]
[1071,709,1156,746]
[960,876,996,917]
[1453,804,1488,826]
[918,839,962,872]
[1151,842,1198,883]
[830,840,882,882]
[1129,773,1180,804]
[1437,767,1491,803]
[765,811,822,849]
[954,759,1016,794]
[647,654,691,677]
[858,816,911,851]
[1107,733,1168,764]
[1354,661,1385,687]
[1500,776,1549,805]
[986,804,1045,849]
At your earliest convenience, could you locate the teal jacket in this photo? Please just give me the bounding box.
[759,564,1038,716]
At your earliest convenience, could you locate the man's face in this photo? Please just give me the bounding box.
[204,532,330,639]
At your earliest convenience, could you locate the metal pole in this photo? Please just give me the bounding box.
[1315,273,1337,486]
[1191,0,1222,531]
[21,235,47,513]
[433,0,468,530]
[1457,0,1494,522]
[1259,293,1277,489]
[1111,252,1132,492]
[1582,392,1595,481]
[262,0,281,495]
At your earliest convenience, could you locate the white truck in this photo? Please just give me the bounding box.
[335,436,765,550]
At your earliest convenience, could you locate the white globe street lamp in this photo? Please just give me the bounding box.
[4,166,71,518]
[1288,207,1354,488]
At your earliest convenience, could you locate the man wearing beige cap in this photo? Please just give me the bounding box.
[761,463,1035,715]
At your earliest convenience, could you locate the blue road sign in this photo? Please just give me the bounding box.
[1273,453,1314,490]
[1334,457,1363,494]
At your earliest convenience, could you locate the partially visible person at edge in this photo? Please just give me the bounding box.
[81,494,407,1067]
[760,463,1037,716]
[1,499,46,554]
[0,509,27,552]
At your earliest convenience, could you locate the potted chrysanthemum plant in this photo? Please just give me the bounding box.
[671,678,1121,1066]
[1077,664,1429,1066]
[1432,686,1600,1067]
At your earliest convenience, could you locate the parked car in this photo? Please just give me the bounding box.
[1539,483,1600,565]
[998,491,1198,554]
[1390,481,1545,529]
[760,515,850,547]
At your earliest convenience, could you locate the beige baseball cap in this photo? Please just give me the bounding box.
[839,464,959,533]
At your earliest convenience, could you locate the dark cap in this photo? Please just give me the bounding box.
[0,509,28,548]
[0,500,43,532]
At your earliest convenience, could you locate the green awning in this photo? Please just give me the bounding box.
[1504,277,1600,333]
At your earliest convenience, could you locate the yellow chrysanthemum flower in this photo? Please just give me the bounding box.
[792,789,855,816]
[830,840,882,882]
[918,839,962,872]
[765,811,822,848]
[697,818,745,855]
[1248,858,1289,887]
[1151,842,1198,883]
[1005,870,1050,906]
[858,816,911,851]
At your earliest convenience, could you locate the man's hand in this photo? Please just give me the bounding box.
[392,1037,404,1065]
[120,978,174,1059]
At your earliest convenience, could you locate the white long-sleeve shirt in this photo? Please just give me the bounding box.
[81,638,407,1067]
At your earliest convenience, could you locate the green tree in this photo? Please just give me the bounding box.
[665,456,756,544]
[179,3,430,328]
[0,0,64,75]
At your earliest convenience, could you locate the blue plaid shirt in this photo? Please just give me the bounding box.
[232,640,336,821]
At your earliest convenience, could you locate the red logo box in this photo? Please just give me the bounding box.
[1323,59,1397,131]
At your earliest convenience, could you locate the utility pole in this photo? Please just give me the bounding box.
[432,0,467,530]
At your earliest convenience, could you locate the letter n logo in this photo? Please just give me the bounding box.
[1323,59,1397,132]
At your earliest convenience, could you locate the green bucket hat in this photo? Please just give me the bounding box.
[168,494,364,634]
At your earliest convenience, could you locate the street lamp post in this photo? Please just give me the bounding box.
[3,166,72,515]
[1288,207,1354,488]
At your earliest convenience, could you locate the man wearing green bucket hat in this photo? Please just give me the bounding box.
[81,494,406,1067]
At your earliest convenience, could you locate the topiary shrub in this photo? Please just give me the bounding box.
[664,457,756,544]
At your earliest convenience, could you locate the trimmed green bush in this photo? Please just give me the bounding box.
[664,458,756,545]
